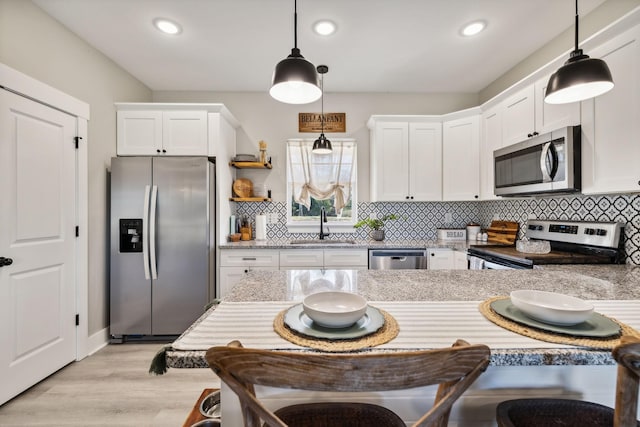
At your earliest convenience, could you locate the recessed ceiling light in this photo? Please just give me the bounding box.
[461,20,486,37]
[313,20,337,36]
[153,18,182,35]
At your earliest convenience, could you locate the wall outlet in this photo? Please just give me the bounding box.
[444,212,453,223]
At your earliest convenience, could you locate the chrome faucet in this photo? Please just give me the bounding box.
[319,206,330,240]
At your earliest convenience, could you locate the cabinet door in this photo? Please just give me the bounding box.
[409,122,442,201]
[480,106,502,200]
[502,85,535,146]
[582,25,640,194]
[116,110,162,155]
[162,110,208,155]
[427,249,454,270]
[324,249,368,268]
[370,121,409,201]
[453,250,469,270]
[442,115,480,201]
[279,250,324,268]
[534,75,580,134]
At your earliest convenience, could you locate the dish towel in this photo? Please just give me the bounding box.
[469,256,485,270]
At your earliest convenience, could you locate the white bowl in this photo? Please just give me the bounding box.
[510,290,594,326]
[302,291,368,328]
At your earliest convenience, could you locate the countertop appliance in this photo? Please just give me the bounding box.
[494,126,580,197]
[109,157,215,342]
[467,219,624,270]
[369,249,428,269]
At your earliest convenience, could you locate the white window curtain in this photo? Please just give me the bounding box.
[288,140,356,214]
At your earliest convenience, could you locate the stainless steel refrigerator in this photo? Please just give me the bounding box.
[109,157,215,342]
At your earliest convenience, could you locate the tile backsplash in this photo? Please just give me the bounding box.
[235,193,640,265]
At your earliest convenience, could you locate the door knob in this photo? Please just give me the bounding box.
[0,257,13,267]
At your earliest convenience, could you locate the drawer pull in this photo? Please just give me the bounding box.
[242,257,257,261]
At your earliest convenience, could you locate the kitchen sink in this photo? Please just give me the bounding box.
[289,239,357,245]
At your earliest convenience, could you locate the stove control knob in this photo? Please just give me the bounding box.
[584,228,595,235]
[596,229,607,236]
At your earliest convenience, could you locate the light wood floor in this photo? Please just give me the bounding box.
[0,344,220,426]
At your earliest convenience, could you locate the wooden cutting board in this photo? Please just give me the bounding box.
[487,220,519,245]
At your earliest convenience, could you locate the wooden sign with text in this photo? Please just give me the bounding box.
[298,113,346,133]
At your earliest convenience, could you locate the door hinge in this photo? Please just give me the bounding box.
[74,136,82,149]
[75,226,79,237]
[75,314,80,326]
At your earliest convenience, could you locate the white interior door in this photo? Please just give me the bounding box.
[0,89,77,405]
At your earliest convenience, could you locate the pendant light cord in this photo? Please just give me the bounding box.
[574,0,579,52]
[294,0,298,49]
[321,72,324,134]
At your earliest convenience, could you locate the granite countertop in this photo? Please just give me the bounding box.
[224,265,640,302]
[165,265,640,369]
[219,238,476,250]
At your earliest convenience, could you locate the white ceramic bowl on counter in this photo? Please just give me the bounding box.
[510,290,594,326]
[302,291,368,328]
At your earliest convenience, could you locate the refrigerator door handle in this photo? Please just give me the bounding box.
[149,185,158,279]
[142,185,151,280]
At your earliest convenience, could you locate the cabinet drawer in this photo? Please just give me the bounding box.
[219,249,279,267]
[279,250,324,267]
[324,249,368,267]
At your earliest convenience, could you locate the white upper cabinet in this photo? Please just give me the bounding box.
[480,105,502,200]
[501,80,579,147]
[502,85,535,146]
[116,104,238,158]
[368,117,442,201]
[534,75,580,134]
[581,24,640,195]
[442,114,480,201]
[117,108,207,155]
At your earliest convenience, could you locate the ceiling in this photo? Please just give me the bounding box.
[33,0,606,94]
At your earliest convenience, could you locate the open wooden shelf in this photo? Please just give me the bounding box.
[230,197,272,202]
[229,161,272,169]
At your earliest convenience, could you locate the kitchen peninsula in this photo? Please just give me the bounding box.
[166,266,640,426]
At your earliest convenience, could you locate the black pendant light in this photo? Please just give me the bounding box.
[270,0,321,105]
[544,0,614,104]
[312,65,332,154]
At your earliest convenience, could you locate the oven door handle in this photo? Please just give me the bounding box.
[483,260,516,270]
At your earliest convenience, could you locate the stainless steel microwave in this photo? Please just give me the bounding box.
[494,126,581,197]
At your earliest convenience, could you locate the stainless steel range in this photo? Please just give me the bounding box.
[467,219,625,270]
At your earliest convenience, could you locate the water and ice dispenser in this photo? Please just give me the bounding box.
[119,219,143,253]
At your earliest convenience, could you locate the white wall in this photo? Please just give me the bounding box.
[0,0,152,337]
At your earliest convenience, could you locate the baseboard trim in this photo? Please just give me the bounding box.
[86,327,109,356]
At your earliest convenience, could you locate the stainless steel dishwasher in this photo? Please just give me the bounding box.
[368,249,428,269]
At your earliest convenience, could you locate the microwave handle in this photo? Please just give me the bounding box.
[540,141,558,182]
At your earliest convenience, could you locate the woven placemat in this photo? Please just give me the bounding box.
[273,306,399,352]
[480,296,640,350]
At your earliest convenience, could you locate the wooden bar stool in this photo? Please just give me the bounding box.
[206,339,491,427]
[496,335,640,427]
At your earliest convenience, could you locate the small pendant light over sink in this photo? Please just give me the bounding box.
[544,0,614,104]
[312,65,332,154]
[270,0,321,105]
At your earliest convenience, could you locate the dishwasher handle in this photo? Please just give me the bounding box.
[370,250,427,257]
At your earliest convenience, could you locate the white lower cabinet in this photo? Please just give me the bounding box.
[218,249,279,298]
[279,249,369,270]
[427,248,468,270]
[454,250,469,270]
[323,249,368,269]
[279,250,324,270]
